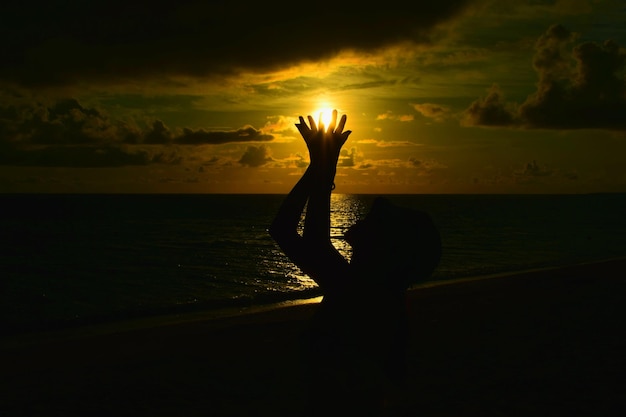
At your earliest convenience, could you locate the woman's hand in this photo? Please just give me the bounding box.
[295,109,351,170]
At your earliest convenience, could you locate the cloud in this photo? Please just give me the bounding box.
[339,148,359,168]
[0,1,473,87]
[376,111,414,122]
[0,144,155,167]
[356,139,420,147]
[515,160,554,178]
[289,154,309,169]
[238,145,272,167]
[463,85,518,126]
[408,157,448,175]
[356,162,375,170]
[463,24,626,130]
[177,126,273,145]
[342,153,446,173]
[513,160,555,184]
[0,98,274,166]
[1,98,142,145]
[144,120,173,144]
[412,103,453,122]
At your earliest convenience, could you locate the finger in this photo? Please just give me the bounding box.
[295,123,306,136]
[318,113,325,133]
[296,116,309,132]
[307,115,317,132]
[328,109,337,133]
[340,130,352,145]
[335,114,347,134]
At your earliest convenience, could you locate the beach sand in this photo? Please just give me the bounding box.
[2,259,625,416]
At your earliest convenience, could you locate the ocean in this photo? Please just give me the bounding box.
[2,193,626,335]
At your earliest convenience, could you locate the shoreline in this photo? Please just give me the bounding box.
[1,257,625,416]
[3,256,625,349]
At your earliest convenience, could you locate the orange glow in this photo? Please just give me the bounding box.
[311,104,335,130]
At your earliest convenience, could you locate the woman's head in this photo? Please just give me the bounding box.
[345,197,441,290]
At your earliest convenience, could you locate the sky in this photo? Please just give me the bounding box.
[1,0,625,194]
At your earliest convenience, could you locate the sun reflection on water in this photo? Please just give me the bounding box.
[330,193,366,261]
[280,194,368,289]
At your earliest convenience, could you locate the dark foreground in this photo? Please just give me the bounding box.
[2,259,625,416]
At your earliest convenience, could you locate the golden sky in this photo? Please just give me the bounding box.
[1,0,625,194]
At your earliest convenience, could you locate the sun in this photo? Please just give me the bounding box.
[311,105,335,129]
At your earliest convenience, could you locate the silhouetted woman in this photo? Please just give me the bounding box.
[269,110,441,416]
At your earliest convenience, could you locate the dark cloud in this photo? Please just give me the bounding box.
[464,24,626,130]
[516,160,553,178]
[238,145,272,167]
[292,154,309,169]
[1,1,472,87]
[0,143,153,167]
[339,148,358,167]
[144,120,173,145]
[142,121,275,145]
[0,98,142,146]
[412,103,452,122]
[409,157,422,167]
[408,157,446,172]
[177,126,273,145]
[0,98,274,166]
[513,160,554,184]
[463,85,517,126]
[356,162,375,170]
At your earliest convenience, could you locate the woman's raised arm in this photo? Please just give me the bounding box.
[269,110,351,291]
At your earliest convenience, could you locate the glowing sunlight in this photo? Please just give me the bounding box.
[311,104,335,129]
